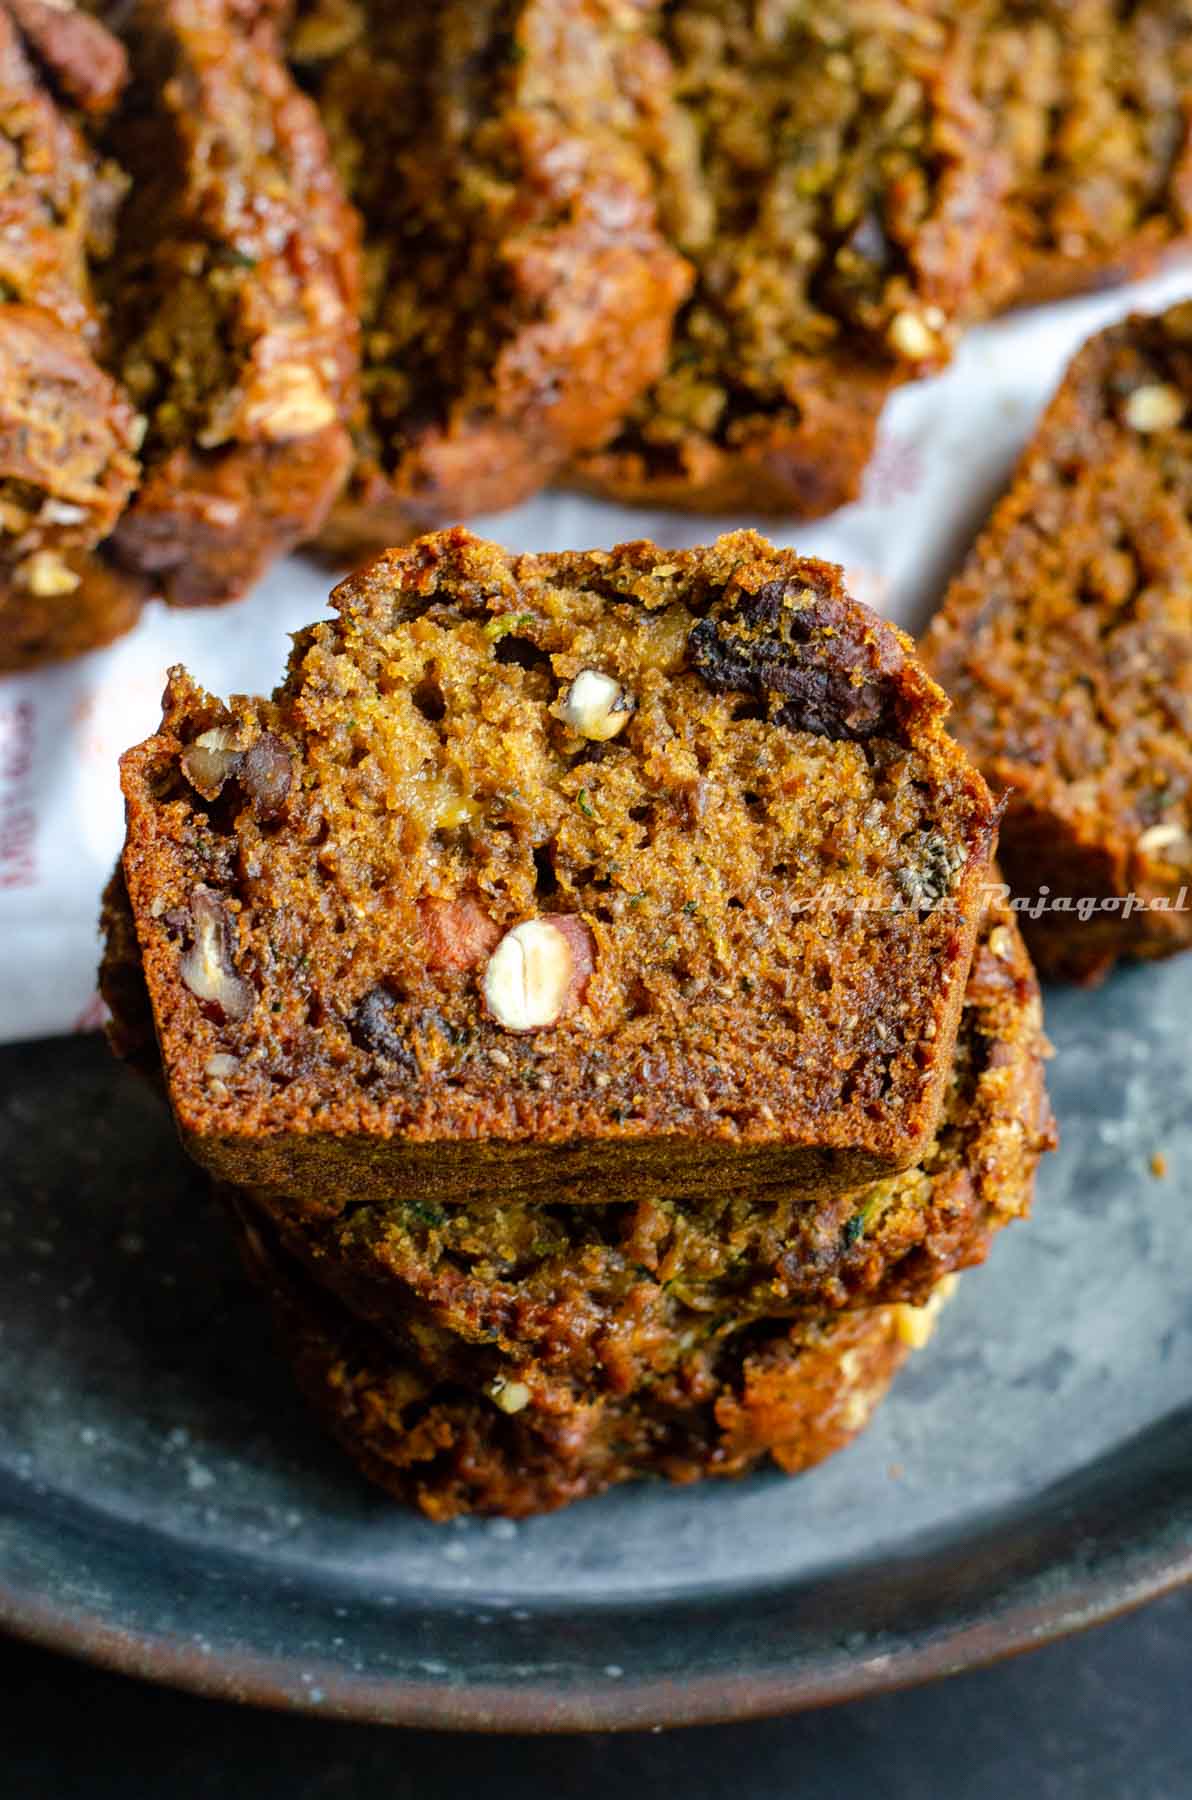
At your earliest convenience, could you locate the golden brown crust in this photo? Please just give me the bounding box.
[570,0,1013,517]
[571,357,896,518]
[0,0,362,657]
[924,303,1192,983]
[94,0,360,605]
[113,528,998,1207]
[291,0,690,556]
[0,3,125,345]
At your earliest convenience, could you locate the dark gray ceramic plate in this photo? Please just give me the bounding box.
[1,957,1190,1731]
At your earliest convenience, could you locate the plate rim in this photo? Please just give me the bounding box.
[2,1023,1190,1733]
[2,1467,1189,1732]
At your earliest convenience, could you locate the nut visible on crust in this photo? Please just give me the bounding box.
[482,916,594,1033]
[1136,822,1188,858]
[289,4,365,62]
[887,309,940,363]
[178,887,254,1022]
[1123,383,1185,433]
[559,669,635,741]
[893,1274,957,1348]
[4,0,129,116]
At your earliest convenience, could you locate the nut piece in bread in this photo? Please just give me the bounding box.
[483,917,595,1033]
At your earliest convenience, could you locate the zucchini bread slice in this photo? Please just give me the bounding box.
[114,529,999,1208]
[288,0,690,556]
[977,0,1192,309]
[0,0,145,669]
[924,303,1192,983]
[231,1196,951,1520]
[84,0,360,606]
[571,0,1013,516]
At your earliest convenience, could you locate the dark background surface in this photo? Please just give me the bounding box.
[5,1586,1191,1800]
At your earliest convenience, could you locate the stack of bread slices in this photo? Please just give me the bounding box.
[102,527,1055,1517]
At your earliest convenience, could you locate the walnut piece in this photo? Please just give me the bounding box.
[178,888,254,1022]
[482,916,594,1032]
[181,728,242,800]
[181,727,291,816]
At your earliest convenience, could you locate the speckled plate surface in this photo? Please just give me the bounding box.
[1,959,1190,1731]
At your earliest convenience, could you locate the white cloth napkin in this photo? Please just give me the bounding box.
[3,264,1190,1044]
